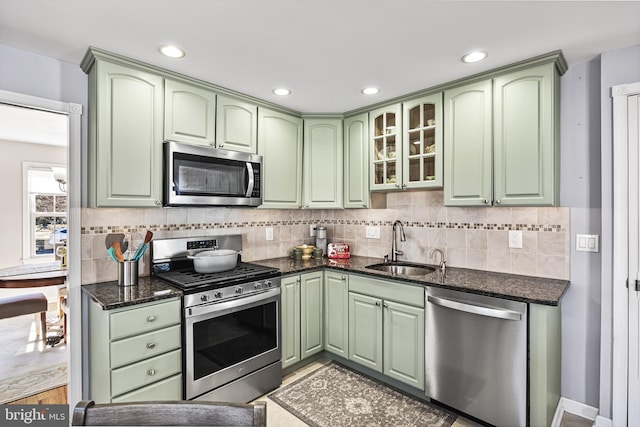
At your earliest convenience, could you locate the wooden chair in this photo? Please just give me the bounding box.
[71,400,267,426]
[0,293,48,344]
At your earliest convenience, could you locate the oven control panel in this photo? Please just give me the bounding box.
[184,277,281,309]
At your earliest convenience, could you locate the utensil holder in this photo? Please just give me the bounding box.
[118,260,139,286]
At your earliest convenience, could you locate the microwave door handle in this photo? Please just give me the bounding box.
[245,162,255,197]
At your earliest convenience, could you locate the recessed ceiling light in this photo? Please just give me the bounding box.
[159,45,186,58]
[273,88,291,96]
[361,87,380,95]
[461,51,488,63]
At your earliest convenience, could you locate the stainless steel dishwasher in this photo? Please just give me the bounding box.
[425,287,527,427]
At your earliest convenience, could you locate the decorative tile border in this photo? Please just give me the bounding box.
[81,219,566,235]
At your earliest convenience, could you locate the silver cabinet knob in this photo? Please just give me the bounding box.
[147,369,156,376]
[146,342,156,349]
[483,199,489,205]
[496,199,501,204]
[155,200,161,206]
[146,315,156,322]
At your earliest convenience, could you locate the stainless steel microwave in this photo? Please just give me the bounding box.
[163,141,262,207]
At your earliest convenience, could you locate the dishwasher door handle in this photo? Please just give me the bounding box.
[427,295,522,321]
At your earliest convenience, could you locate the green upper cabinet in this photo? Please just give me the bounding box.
[343,113,370,208]
[87,59,164,207]
[493,63,560,206]
[402,93,443,189]
[258,108,303,209]
[303,118,343,209]
[370,104,403,191]
[444,62,561,207]
[444,80,493,206]
[164,78,216,147]
[216,95,258,153]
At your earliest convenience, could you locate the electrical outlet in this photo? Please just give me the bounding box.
[265,227,274,241]
[508,230,523,249]
[366,226,381,239]
[310,225,317,237]
[576,234,599,252]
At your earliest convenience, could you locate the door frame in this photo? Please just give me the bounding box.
[0,89,82,407]
[611,82,640,426]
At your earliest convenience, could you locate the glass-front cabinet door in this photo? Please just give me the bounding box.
[370,103,403,191]
[402,93,443,189]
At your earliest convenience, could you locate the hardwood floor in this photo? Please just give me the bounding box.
[6,385,67,405]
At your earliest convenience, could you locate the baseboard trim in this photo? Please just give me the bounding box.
[551,397,599,427]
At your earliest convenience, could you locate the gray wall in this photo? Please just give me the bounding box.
[560,58,602,407]
[597,43,640,420]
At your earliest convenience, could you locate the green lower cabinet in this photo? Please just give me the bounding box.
[348,292,383,372]
[281,271,323,369]
[281,275,301,369]
[348,287,425,390]
[383,300,424,390]
[323,271,349,358]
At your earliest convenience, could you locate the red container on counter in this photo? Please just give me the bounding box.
[327,243,350,259]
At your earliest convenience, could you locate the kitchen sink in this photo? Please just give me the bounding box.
[365,262,436,276]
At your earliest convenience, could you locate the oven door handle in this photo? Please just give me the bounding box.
[186,288,280,320]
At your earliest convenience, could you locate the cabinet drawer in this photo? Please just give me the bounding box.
[349,274,424,307]
[110,299,180,340]
[111,349,181,397]
[111,374,182,403]
[110,325,181,368]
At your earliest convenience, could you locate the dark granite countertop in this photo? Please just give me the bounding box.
[253,256,569,306]
[82,276,182,310]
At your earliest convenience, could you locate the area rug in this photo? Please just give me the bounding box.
[268,362,456,427]
[0,363,67,403]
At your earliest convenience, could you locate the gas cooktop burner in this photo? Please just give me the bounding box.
[155,262,280,289]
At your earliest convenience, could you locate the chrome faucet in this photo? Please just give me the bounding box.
[431,248,446,274]
[391,220,406,262]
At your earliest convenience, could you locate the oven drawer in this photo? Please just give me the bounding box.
[110,299,181,340]
[111,349,182,397]
[110,325,181,369]
[112,374,182,403]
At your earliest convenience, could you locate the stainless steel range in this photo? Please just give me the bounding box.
[151,235,282,403]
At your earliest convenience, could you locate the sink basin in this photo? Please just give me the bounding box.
[365,263,436,276]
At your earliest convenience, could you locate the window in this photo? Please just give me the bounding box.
[23,164,67,259]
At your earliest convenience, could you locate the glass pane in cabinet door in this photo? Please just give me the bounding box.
[424,157,436,181]
[386,135,396,160]
[408,131,420,153]
[409,158,421,182]
[375,163,385,185]
[375,139,384,160]
[409,106,421,130]
[386,162,396,185]
[424,103,436,126]
[374,115,384,137]
[385,113,396,135]
[423,128,436,154]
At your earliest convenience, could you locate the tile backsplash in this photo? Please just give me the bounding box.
[81,191,570,284]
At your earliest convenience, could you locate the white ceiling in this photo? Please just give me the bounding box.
[0,0,639,113]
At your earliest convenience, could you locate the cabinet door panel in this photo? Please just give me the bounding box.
[216,95,257,153]
[383,300,424,390]
[301,272,323,358]
[324,272,349,357]
[164,79,216,146]
[494,64,558,206]
[281,276,301,368]
[303,119,343,208]
[444,80,493,206]
[370,104,403,191]
[348,292,382,372]
[258,108,303,208]
[95,61,163,207]
[344,113,370,208]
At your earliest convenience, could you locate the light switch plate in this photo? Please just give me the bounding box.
[366,226,380,239]
[509,230,523,249]
[265,227,274,241]
[576,234,599,252]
